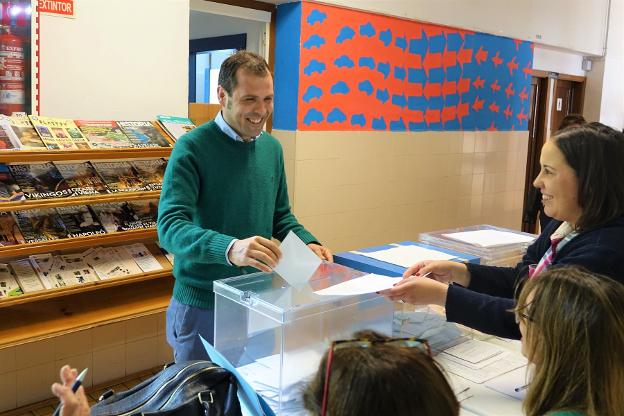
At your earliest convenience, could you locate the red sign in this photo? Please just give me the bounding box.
[39,0,75,17]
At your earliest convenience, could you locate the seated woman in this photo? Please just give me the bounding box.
[302,330,459,416]
[515,267,624,416]
[381,124,624,338]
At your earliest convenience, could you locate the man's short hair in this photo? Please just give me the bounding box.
[218,50,271,95]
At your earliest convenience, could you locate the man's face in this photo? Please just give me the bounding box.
[218,69,274,141]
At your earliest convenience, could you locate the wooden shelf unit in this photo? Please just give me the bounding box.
[0,190,161,212]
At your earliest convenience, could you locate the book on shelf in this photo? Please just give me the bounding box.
[7,113,48,150]
[0,211,25,246]
[29,253,54,284]
[0,163,25,202]
[55,161,109,196]
[0,115,22,150]
[91,200,157,232]
[57,253,99,285]
[130,159,167,190]
[8,162,71,199]
[9,259,45,293]
[91,161,147,193]
[124,243,163,272]
[156,115,196,142]
[13,208,68,243]
[28,115,92,150]
[117,121,172,148]
[0,263,23,297]
[74,120,134,149]
[83,246,140,279]
[56,205,107,238]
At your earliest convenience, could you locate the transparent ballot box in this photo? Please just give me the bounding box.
[213,262,394,415]
[420,224,537,266]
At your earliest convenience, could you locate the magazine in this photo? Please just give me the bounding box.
[55,161,109,196]
[74,120,134,149]
[13,208,68,243]
[122,199,158,229]
[0,115,21,150]
[9,259,45,293]
[117,121,171,148]
[90,202,126,233]
[0,263,23,297]
[156,115,196,142]
[29,115,92,150]
[91,161,147,193]
[56,205,107,238]
[0,211,25,246]
[0,163,24,202]
[8,162,71,199]
[8,113,48,150]
[130,159,167,190]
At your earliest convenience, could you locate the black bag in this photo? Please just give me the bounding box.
[90,360,242,416]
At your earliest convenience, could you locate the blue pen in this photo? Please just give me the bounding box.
[52,368,88,416]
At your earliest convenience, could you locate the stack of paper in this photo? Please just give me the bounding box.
[354,244,456,267]
[436,339,527,384]
[393,307,466,352]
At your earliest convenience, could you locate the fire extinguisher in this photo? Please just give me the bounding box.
[0,2,25,116]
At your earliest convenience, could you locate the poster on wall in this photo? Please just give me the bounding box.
[0,0,33,116]
[38,0,74,18]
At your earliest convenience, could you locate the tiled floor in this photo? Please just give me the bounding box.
[0,366,162,416]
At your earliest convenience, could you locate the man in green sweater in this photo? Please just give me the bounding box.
[158,51,332,362]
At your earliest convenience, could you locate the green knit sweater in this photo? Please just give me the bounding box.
[157,121,318,309]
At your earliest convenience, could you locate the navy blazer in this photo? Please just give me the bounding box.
[445,216,624,339]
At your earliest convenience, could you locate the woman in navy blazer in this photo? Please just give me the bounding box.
[381,123,624,339]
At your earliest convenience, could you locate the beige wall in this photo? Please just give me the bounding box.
[275,130,529,252]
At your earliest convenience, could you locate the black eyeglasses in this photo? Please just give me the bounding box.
[320,337,431,416]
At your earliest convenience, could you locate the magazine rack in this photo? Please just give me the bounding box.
[0,146,173,348]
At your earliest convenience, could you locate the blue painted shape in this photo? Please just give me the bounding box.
[359,57,375,69]
[351,114,366,127]
[444,119,461,130]
[428,68,444,83]
[392,94,407,108]
[327,108,347,123]
[274,2,301,131]
[358,80,374,96]
[302,85,323,102]
[429,34,446,53]
[445,65,461,82]
[390,118,407,131]
[303,34,326,49]
[395,36,407,51]
[377,62,390,79]
[330,81,350,94]
[409,121,427,131]
[379,28,392,46]
[427,96,444,109]
[303,59,326,75]
[360,22,376,37]
[303,109,324,125]
[336,26,355,43]
[408,68,426,83]
[394,66,406,80]
[372,117,387,130]
[407,96,427,110]
[446,33,463,51]
[306,9,327,25]
[375,88,389,103]
[334,55,354,68]
[445,94,459,106]
[409,31,428,55]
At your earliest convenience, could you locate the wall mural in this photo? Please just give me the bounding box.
[296,2,533,132]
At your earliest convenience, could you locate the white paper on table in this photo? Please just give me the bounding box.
[484,365,529,401]
[437,350,527,384]
[442,230,535,247]
[353,244,456,267]
[314,273,399,296]
[273,231,321,288]
[443,339,505,364]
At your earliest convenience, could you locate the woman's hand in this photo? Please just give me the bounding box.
[402,260,471,286]
[379,276,449,306]
[51,365,90,416]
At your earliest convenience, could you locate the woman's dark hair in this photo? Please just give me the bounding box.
[552,123,624,230]
[557,114,586,131]
[303,330,459,416]
[217,50,270,95]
